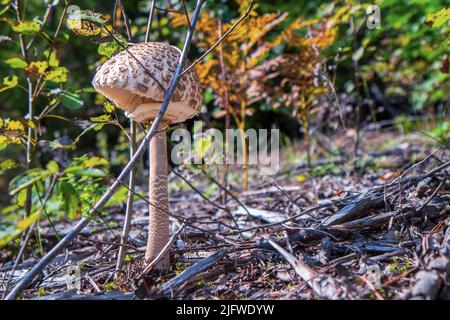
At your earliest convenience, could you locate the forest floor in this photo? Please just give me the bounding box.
[1,127,449,300]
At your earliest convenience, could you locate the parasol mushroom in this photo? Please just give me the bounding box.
[92,42,203,270]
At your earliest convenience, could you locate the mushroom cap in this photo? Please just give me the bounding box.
[92,42,203,124]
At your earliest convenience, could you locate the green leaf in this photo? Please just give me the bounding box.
[81,156,109,168]
[16,189,27,207]
[0,75,18,92]
[0,4,10,17]
[0,159,18,173]
[9,168,50,195]
[90,114,112,123]
[295,173,310,183]
[78,87,96,93]
[425,8,450,28]
[352,47,364,62]
[98,41,122,58]
[60,91,84,109]
[45,66,68,83]
[68,9,106,24]
[74,124,105,143]
[58,181,80,218]
[103,101,116,113]
[66,168,106,177]
[0,212,40,248]
[12,21,41,35]
[49,139,76,150]
[194,136,213,160]
[44,50,60,67]
[105,186,128,207]
[46,160,60,174]
[5,57,27,69]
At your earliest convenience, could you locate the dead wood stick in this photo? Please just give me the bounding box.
[322,191,386,227]
[173,266,224,297]
[323,162,450,228]
[157,249,227,297]
[330,210,400,231]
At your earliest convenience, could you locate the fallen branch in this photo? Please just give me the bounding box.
[330,210,400,231]
[323,162,450,227]
[322,190,386,227]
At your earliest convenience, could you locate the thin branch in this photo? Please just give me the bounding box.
[118,0,132,41]
[217,19,231,205]
[181,0,254,76]
[155,5,183,14]
[198,166,251,216]
[144,0,156,42]
[170,167,240,230]
[180,0,191,28]
[115,121,138,274]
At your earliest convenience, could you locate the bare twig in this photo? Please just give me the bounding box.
[198,166,251,216]
[118,0,132,41]
[170,168,240,230]
[217,19,231,205]
[181,0,254,76]
[116,121,138,274]
[181,0,191,28]
[144,0,156,42]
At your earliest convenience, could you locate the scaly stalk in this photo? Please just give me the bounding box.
[145,125,169,269]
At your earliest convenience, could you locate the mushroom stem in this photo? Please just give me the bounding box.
[145,124,170,270]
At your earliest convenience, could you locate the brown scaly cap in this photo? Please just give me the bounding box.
[92,42,203,124]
